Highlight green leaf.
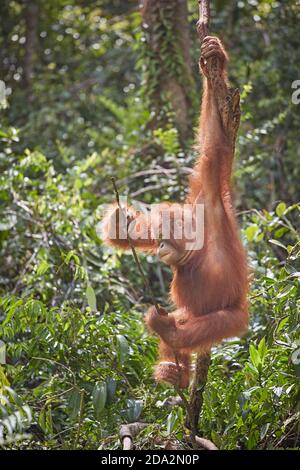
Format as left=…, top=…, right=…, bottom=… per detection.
left=247, top=430, right=259, bottom=449
left=249, top=344, right=261, bottom=369
left=269, top=239, right=287, bottom=250
left=38, top=408, right=46, bottom=433
left=38, top=406, right=53, bottom=434
left=86, top=285, right=97, bottom=311
left=116, top=335, right=129, bottom=365
left=167, top=410, right=177, bottom=434
left=2, top=299, right=21, bottom=325
left=275, top=202, right=287, bottom=217
left=277, top=284, right=295, bottom=299
left=260, top=423, right=270, bottom=440
left=257, top=337, right=267, bottom=363
left=0, top=366, right=9, bottom=386
left=245, top=225, right=259, bottom=242
left=36, top=259, right=50, bottom=276
left=22, top=405, right=32, bottom=423
left=68, top=389, right=81, bottom=420
left=64, top=250, right=80, bottom=265
left=4, top=386, right=23, bottom=407
left=46, top=405, right=53, bottom=434
left=276, top=316, right=289, bottom=333
left=274, top=227, right=288, bottom=238
left=92, top=382, right=107, bottom=418
left=126, top=399, right=142, bottom=422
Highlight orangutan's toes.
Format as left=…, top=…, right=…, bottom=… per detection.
left=154, top=362, right=190, bottom=389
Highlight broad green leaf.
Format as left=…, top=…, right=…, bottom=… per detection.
left=260, top=422, right=270, bottom=440
left=68, top=389, right=81, bottom=420
left=167, top=410, right=177, bottom=435
left=86, top=285, right=97, bottom=311
left=0, top=366, right=9, bottom=390
left=36, top=259, right=50, bottom=276
left=116, top=335, right=129, bottom=365
left=276, top=316, right=289, bottom=333
left=38, top=408, right=46, bottom=433
left=274, top=227, right=288, bottom=238
left=38, top=406, right=53, bottom=434
left=126, top=399, right=142, bottom=422
left=245, top=225, right=259, bottom=242
left=4, top=386, right=23, bottom=407
left=21, top=405, right=32, bottom=423
left=277, top=284, right=295, bottom=299
left=257, top=337, right=267, bottom=363
left=249, top=344, right=261, bottom=369
left=92, top=382, right=107, bottom=418
left=275, top=202, right=287, bottom=217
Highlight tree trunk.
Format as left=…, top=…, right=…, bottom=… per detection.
left=140, top=0, right=195, bottom=145
left=186, top=352, right=211, bottom=433
left=24, top=1, right=39, bottom=91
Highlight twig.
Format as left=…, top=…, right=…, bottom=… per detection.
left=195, top=436, right=218, bottom=450
left=130, top=183, right=175, bottom=198
left=74, top=389, right=85, bottom=449
left=197, top=0, right=210, bottom=41
left=186, top=352, right=211, bottom=433
left=31, top=356, right=77, bottom=386
left=111, top=177, right=121, bottom=206
left=118, top=167, right=192, bottom=185
left=120, top=422, right=148, bottom=450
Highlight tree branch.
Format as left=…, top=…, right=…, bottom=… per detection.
left=197, top=0, right=241, bottom=151
left=197, top=0, right=210, bottom=41
left=186, top=352, right=211, bottom=434
left=120, top=423, right=148, bottom=450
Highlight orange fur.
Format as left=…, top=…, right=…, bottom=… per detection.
left=102, top=37, right=249, bottom=388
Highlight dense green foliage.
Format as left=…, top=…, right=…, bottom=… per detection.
left=0, top=0, right=299, bottom=449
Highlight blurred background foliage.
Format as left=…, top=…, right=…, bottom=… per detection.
left=0, top=0, right=299, bottom=449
